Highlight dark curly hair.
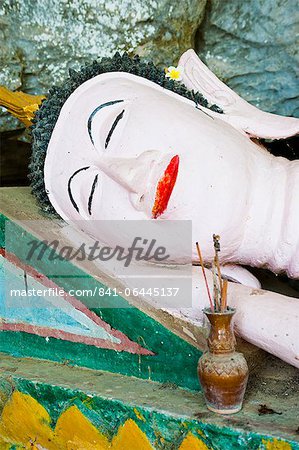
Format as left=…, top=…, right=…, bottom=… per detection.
left=29, top=52, right=223, bottom=215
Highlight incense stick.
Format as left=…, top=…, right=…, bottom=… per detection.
left=221, top=279, right=228, bottom=312
left=195, top=242, right=214, bottom=312
left=213, top=234, right=223, bottom=293
left=212, top=256, right=220, bottom=311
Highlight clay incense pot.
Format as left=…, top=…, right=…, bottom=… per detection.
left=198, top=307, right=248, bottom=414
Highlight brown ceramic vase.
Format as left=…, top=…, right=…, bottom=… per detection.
left=198, top=307, right=248, bottom=414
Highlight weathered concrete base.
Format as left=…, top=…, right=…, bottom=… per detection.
left=0, top=353, right=298, bottom=449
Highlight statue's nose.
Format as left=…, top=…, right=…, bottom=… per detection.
left=96, top=150, right=179, bottom=218
left=95, top=150, right=162, bottom=194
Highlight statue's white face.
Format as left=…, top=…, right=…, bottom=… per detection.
left=44, top=72, right=277, bottom=260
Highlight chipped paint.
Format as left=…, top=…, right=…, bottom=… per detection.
left=262, top=438, right=293, bottom=450
left=133, top=407, right=146, bottom=422
left=0, top=392, right=210, bottom=449
left=178, top=433, right=209, bottom=449
left=0, top=385, right=298, bottom=450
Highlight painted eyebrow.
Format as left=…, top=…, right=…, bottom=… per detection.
left=105, top=109, right=125, bottom=149
left=88, top=174, right=99, bottom=215
left=88, top=99, right=124, bottom=145
left=68, top=166, right=90, bottom=213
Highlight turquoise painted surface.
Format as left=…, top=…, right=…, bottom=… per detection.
left=0, top=256, right=121, bottom=341
left=1, top=260, right=89, bottom=332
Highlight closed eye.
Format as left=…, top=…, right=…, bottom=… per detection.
left=87, top=99, right=124, bottom=147
left=68, top=166, right=90, bottom=213
left=105, top=109, right=125, bottom=149
left=88, top=174, right=99, bottom=215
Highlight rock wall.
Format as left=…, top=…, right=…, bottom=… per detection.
left=195, top=0, right=299, bottom=117
left=1, top=0, right=298, bottom=132
left=0, top=0, right=207, bottom=131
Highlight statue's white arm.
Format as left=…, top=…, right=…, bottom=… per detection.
left=63, top=222, right=299, bottom=368
left=167, top=267, right=299, bottom=368
left=179, top=49, right=299, bottom=139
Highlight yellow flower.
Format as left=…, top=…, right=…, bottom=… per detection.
left=165, top=65, right=184, bottom=81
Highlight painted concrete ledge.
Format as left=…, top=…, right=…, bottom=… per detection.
left=0, top=353, right=298, bottom=449
left=0, top=186, right=266, bottom=391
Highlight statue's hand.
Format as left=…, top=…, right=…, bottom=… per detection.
left=220, top=265, right=260, bottom=289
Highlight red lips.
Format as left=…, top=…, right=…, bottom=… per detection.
left=152, top=155, right=179, bottom=219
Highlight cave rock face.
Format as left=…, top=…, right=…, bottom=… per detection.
left=196, top=0, right=299, bottom=118
left=0, top=0, right=206, bottom=131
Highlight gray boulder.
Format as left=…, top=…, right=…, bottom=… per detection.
left=196, top=0, right=299, bottom=117
left=0, top=0, right=206, bottom=131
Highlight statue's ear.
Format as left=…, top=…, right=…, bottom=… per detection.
left=179, top=49, right=299, bottom=140
left=178, top=49, right=238, bottom=113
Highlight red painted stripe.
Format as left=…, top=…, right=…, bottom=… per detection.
left=0, top=322, right=152, bottom=353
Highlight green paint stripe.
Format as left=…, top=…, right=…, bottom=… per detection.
left=0, top=331, right=200, bottom=390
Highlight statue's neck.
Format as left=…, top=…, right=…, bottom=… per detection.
left=237, top=155, right=299, bottom=278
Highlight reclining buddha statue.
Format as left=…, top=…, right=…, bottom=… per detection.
left=1, top=49, right=299, bottom=367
